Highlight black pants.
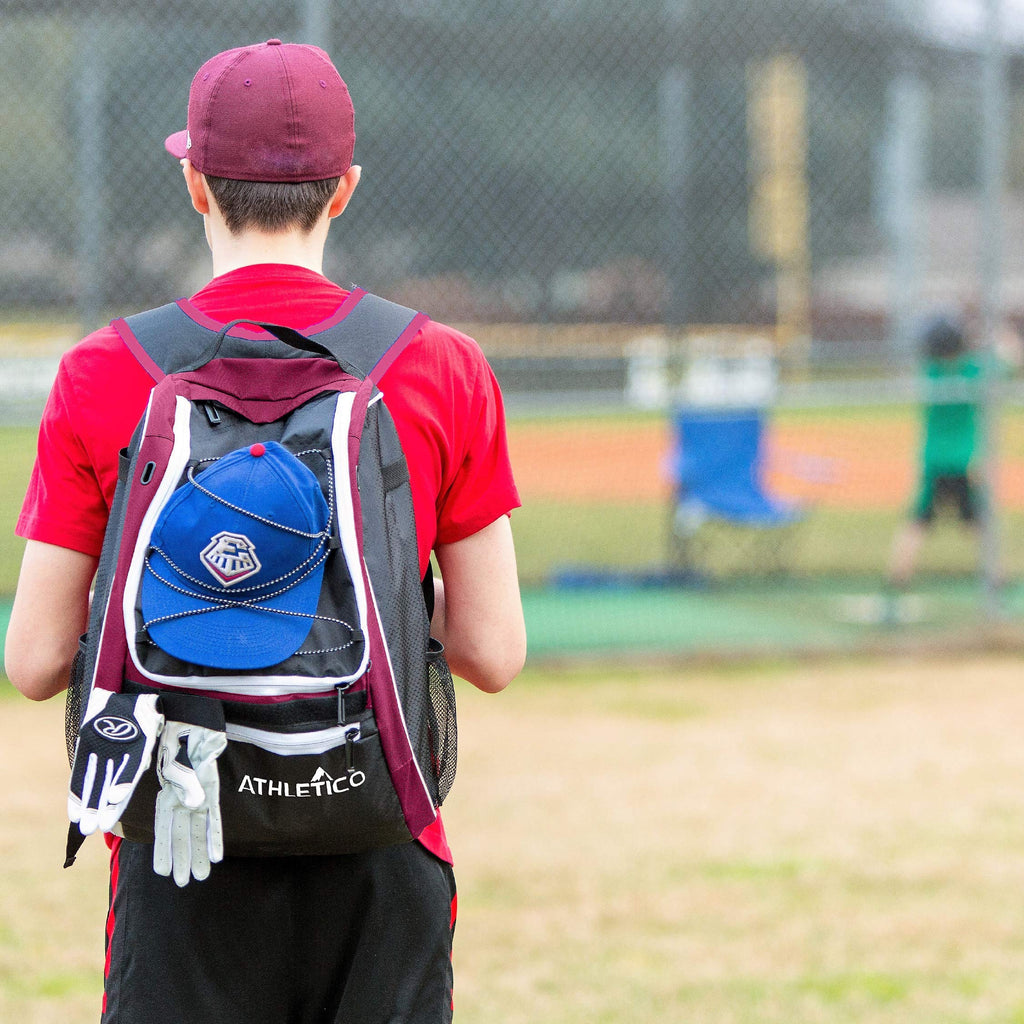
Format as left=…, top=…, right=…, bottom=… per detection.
left=102, top=838, right=456, bottom=1024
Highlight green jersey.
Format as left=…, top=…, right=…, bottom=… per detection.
left=920, top=354, right=982, bottom=474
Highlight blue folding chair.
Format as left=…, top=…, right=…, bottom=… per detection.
left=668, top=408, right=803, bottom=576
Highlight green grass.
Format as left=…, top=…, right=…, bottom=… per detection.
left=514, top=496, right=1012, bottom=587
left=513, top=499, right=669, bottom=583
left=0, top=426, right=34, bottom=594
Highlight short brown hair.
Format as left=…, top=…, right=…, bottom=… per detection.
left=204, top=175, right=342, bottom=234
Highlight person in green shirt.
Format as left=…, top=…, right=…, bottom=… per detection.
left=888, top=311, right=1018, bottom=589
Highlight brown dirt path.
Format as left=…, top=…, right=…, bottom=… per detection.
left=508, top=417, right=1024, bottom=509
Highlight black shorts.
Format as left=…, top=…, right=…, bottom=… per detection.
left=913, top=471, right=979, bottom=525
left=102, top=839, right=456, bottom=1024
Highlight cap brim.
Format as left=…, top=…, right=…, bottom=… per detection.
left=164, top=130, right=188, bottom=160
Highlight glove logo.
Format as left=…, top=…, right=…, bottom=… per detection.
left=94, top=715, right=141, bottom=742
left=200, top=531, right=261, bottom=586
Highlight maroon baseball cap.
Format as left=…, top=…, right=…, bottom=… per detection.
left=164, top=39, right=355, bottom=182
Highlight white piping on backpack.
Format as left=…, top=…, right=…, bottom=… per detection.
left=123, top=394, right=194, bottom=675
left=89, top=392, right=157, bottom=696
left=330, top=390, right=372, bottom=683
left=123, top=392, right=371, bottom=695
left=227, top=721, right=361, bottom=756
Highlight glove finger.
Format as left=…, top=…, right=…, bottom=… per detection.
left=67, top=745, right=92, bottom=825
left=67, top=793, right=84, bottom=828
left=107, top=749, right=134, bottom=792
left=152, top=789, right=174, bottom=878
left=190, top=813, right=211, bottom=882
left=96, top=753, right=134, bottom=833
left=207, top=803, right=224, bottom=866
left=171, top=805, right=193, bottom=888
left=76, top=754, right=102, bottom=835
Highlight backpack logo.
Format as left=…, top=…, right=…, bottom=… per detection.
left=200, top=531, right=261, bottom=586
left=237, top=765, right=367, bottom=798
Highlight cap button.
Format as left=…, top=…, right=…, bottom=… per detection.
left=250, top=443, right=266, bottom=457
left=267, top=38, right=282, bottom=45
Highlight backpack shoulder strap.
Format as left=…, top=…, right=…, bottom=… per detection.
left=308, top=290, right=429, bottom=384
left=111, top=302, right=203, bottom=381
left=111, top=291, right=429, bottom=383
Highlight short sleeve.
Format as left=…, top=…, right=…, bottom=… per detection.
left=377, top=321, right=520, bottom=572
left=16, top=360, right=111, bottom=556
left=435, top=354, right=520, bottom=546
left=16, top=326, right=156, bottom=557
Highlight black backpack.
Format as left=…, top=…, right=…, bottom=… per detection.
left=65, top=290, right=457, bottom=861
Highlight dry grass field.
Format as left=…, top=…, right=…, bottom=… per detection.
left=4, top=654, right=1024, bottom=1023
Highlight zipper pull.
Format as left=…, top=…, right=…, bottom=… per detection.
left=344, top=724, right=360, bottom=771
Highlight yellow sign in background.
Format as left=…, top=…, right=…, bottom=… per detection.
left=748, top=55, right=811, bottom=354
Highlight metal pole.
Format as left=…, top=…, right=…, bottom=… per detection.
left=75, top=16, right=105, bottom=334
left=978, top=0, right=1007, bottom=617
left=659, top=63, right=692, bottom=330
left=300, top=0, right=330, bottom=48
left=883, top=68, right=927, bottom=365
left=658, top=0, right=694, bottom=331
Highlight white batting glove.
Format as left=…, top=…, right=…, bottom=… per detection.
left=152, top=705, right=227, bottom=887
left=68, top=689, right=164, bottom=836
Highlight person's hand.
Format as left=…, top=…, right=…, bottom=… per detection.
left=68, top=690, right=164, bottom=835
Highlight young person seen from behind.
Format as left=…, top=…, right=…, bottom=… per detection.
left=4, top=39, right=526, bottom=1024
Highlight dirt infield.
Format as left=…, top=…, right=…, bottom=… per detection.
left=508, top=414, right=1024, bottom=510
left=5, top=654, right=1024, bottom=1023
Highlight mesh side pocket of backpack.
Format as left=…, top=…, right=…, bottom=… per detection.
left=427, top=638, right=457, bottom=804
left=64, top=635, right=89, bottom=766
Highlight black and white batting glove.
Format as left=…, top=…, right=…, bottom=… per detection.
left=152, top=697, right=227, bottom=887
left=68, top=689, right=164, bottom=836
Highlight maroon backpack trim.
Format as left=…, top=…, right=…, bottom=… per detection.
left=175, top=288, right=367, bottom=340
left=367, top=311, right=430, bottom=385
left=110, top=317, right=166, bottom=383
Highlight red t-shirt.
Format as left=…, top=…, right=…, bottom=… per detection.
left=18, top=263, right=521, bottom=863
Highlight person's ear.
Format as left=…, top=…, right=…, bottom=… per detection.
left=328, top=165, right=361, bottom=219
left=182, top=160, right=211, bottom=215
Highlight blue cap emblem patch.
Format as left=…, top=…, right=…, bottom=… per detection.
left=201, top=531, right=262, bottom=586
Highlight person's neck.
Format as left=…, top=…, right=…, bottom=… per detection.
left=207, top=221, right=328, bottom=278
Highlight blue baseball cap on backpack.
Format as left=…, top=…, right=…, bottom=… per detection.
left=140, top=440, right=331, bottom=670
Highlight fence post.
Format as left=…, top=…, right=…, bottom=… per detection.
left=300, top=0, right=331, bottom=48
left=978, top=0, right=1007, bottom=619
left=659, top=0, right=694, bottom=331
left=75, top=15, right=106, bottom=334
left=881, top=67, right=927, bottom=366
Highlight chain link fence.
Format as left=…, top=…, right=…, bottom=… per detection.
left=4, top=0, right=1024, bottom=658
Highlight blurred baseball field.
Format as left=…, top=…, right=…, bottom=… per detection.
left=6, top=402, right=1024, bottom=661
